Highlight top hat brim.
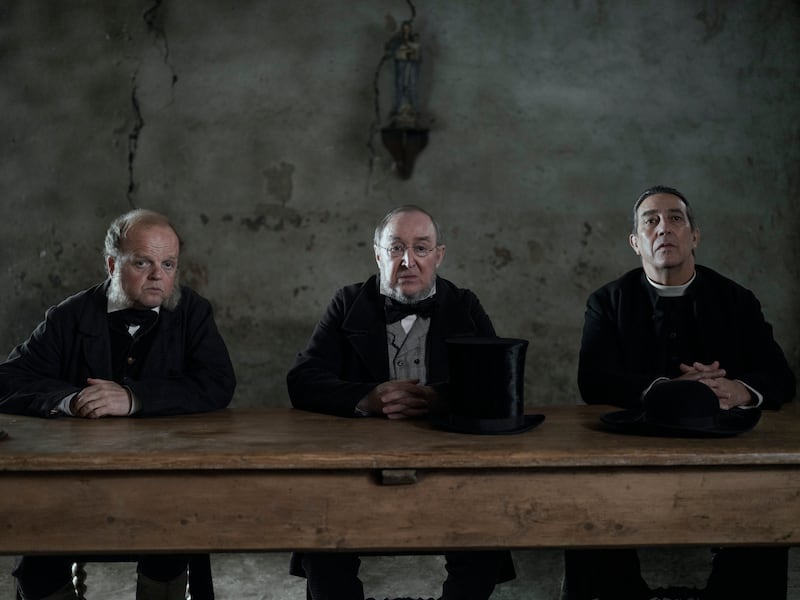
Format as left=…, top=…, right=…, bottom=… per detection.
left=600, top=407, right=761, bottom=438
left=433, top=413, right=545, bottom=435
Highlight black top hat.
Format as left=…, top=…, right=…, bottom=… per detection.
left=600, top=380, right=761, bottom=437
left=433, top=337, right=545, bottom=435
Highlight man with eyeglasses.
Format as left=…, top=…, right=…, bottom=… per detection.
left=287, top=205, right=515, bottom=599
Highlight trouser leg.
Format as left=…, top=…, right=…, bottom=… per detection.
left=706, top=546, right=788, bottom=600
left=563, top=549, right=650, bottom=600
left=441, top=551, right=505, bottom=600
left=301, top=552, right=364, bottom=600
left=12, top=556, right=76, bottom=600
left=136, top=555, right=190, bottom=600
left=186, top=554, right=214, bottom=600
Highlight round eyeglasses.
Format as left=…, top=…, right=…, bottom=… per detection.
left=380, top=244, right=438, bottom=258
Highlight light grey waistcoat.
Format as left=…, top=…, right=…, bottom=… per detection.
left=386, top=317, right=430, bottom=383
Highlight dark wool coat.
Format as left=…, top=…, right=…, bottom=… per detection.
left=287, top=274, right=515, bottom=585
left=0, top=281, right=236, bottom=417
left=287, top=275, right=496, bottom=417
left=578, top=265, right=795, bottom=410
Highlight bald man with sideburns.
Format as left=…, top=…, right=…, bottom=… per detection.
left=0, top=209, right=235, bottom=600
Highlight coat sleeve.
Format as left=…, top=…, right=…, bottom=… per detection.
left=0, top=304, right=85, bottom=417
left=462, top=289, right=496, bottom=338
left=425, top=285, right=497, bottom=404
left=0, top=288, right=236, bottom=419
left=717, top=286, right=795, bottom=410
left=577, top=285, right=659, bottom=409
left=578, top=273, right=796, bottom=411
left=286, top=288, right=382, bottom=418
left=126, top=292, right=236, bottom=417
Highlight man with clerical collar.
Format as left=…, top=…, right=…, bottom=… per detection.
left=0, top=209, right=235, bottom=600
left=287, top=205, right=515, bottom=599
left=564, top=186, right=796, bottom=599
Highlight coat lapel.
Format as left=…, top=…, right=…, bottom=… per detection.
left=426, top=279, right=477, bottom=383
left=341, top=277, right=391, bottom=382
left=77, top=283, right=114, bottom=379
left=340, top=276, right=485, bottom=383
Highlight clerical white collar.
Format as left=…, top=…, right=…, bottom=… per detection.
left=646, top=272, right=696, bottom=297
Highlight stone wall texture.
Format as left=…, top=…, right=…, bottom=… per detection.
left=2, top=1, right=798, bottom=408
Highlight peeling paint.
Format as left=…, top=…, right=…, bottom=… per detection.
left=241, top=205, right=302, bottom=232
left=262, top=161, right=295, bottom=205
left=696, top=5, right=726, bottom=42
left=527, top=239, right=544, bottom=263
left=305, top=234, right=316, bottom=252
left=581, top=222, right=592, bottom=247
left=181, top=261, right=209, bottom=290
left=492, top=246, right=512, bottom=269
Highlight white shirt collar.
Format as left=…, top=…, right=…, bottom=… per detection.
left=646, top=271, right=696, bottom=297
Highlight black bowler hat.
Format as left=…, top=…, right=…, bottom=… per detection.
left=600, top=380, right=761, bottom=437
left=433, top=337, right=545, bottom=435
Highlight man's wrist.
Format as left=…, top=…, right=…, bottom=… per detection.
left=354, top=395, right=370, bottom=417
left=124, top=386, right=141, bottom=415
left=735, top=380, right=763, bottom=408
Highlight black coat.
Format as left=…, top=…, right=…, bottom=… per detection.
left=578, top=265, right=795, bottom=410
left=287, top=275, right=496, bottom=417
left=0, top=281, right=236, bottom=417
left=287, top=274, right=515, bottom=585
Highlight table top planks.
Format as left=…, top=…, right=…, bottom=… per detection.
left=2, top=403, right=799, bottom=472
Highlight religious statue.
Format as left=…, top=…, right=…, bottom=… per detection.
left=385, top=20, right=422, bottom=126
left=375, top=11, right=430, bottom=179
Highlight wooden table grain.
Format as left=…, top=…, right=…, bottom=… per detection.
left=1, top=405, right=798, bottom=554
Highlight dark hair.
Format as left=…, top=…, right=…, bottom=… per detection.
left=632, top=185, right=696, bottom=233
left=373, top=205, right=442, bottom=246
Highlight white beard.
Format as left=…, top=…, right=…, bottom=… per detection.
left=379, top=276, right=435, bottom=304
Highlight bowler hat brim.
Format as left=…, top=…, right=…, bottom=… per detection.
left=600, top=380, right=762, bottom=438
left=600, top=406, right=761, bottom=437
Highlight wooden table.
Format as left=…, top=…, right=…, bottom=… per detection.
left=1, top=405, right=798, bottom=555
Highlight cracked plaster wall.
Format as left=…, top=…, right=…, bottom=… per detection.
left=1, top=1, right=798, bottom=409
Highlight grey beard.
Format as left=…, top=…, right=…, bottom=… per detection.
left=107, top=271, right=182, bottom=311
left=162, top=283, right=181, bottom=310
left=379, top=281, right=435, bottom=304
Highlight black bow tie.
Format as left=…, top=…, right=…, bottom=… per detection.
left=384, top=296, right=437, bottom=324
left=110, top=308, right=158, bottom=329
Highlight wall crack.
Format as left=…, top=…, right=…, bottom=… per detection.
left=127, top=69, right=144, bottom=208
left=127, top=0, right=178, bottom=208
